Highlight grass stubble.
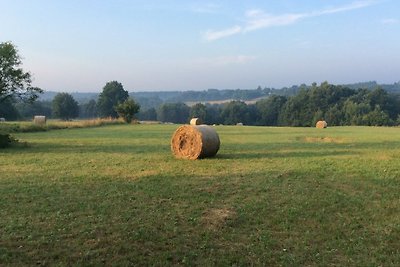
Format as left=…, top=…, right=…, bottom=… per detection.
left=0, top=124, right=399, bottom=266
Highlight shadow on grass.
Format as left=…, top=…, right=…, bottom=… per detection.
left=1, top=142, right=170, bottom=154
left=216, top=149, right=357, bottom=160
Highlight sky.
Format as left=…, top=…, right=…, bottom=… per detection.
left=1, top=0, right=399, bottom=92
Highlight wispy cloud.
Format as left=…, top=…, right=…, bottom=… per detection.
left=315, top=0, right=378, bottom=15
left=204, top=26, right=242, bottom=41
left=203, top=0, right=379, bottom=41
left=381, top=18, right=399, bottom=24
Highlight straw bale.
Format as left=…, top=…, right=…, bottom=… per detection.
left=316, top=120, right=327, bottom=128
left=33, top=116, right=46, bottom=125
left=171, top=125, right=220, bottom=159
left=190, top=118, right=202, bottom=125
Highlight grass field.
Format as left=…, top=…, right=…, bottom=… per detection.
left=1, top=124, right=399, bottom=266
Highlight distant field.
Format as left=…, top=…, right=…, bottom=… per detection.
left=1, top=125, right=399, bottom=266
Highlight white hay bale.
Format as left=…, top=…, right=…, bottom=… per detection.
left=190, top=118, right=202, bottom=125
left=33, top=116, right=46, bottom=125
left=236, top=122, right=243, bottom=126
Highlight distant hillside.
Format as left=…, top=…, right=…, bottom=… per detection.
left=39, top=91, right=98, bottom=102
left=39, top=81, right=400, bottom=110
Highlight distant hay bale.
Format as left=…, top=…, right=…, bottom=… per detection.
left=236, top=122, right=243, bottom=126
left=316, top=120, right=327, bottom=128
left=171, top=125, right=220, bottom=160
left=190, top=117, right=202, bottom=125
left=0, top=118, right=5, bottom=122
left=33, top=116, right=46, bottom=125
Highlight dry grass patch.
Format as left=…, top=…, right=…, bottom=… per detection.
left=201, top=208, right=236, bottom=231
left=304, top=137, right=348, bottom=143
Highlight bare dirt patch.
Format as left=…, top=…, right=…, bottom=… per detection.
left=201, top=208, right=236, bottom=230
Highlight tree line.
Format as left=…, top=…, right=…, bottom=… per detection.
left=2, top=81, right=400, bottom=127
left=137, top=82, right=400, bottom=126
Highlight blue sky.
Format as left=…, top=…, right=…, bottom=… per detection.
left=1, top=0, right=399, bottom=92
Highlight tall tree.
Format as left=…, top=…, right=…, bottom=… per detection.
left=97, top=81, right=129, bottom=118
left=0, top=42, right=42, bottom=103
left=52, top=93, right=79, bottom=120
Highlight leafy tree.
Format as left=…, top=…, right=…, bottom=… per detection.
left=52, top=93, right=79, bottom=120
left=190, top=103, right=207, bottom=123
left=14, top=100, right=52, bottom=120
left=79, top=99, right=97, bottom=118
left=256, top=95, right=287, bottom=126
left=325, top=104, right=344, bottom=126
left=0, top=98, right=19, bottom=120
left=157, top=103, right=189, bottom=123
left=137, top=107, right=157, bottom=121
left=279, top=88, right=311, bottom=126
left=97, top=81, right=129, bottom=118
left=220, top=101, right=251, bottom=125
left=115, top=98, right=140, bottom=123
left=364, top=106, right=391, bottom=126
left=205, top=104, right=222, bottom=125
left=0, top=42, right=42, bottom=103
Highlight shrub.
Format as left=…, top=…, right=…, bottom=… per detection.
left=0, top=132, right=16, bottom=148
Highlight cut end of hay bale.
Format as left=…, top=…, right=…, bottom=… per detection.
left=190, top=118, right=202, bottom=125
left=316, top=120, right=327, bottom=128
left=33, top=116, right=46, bottom=125
left=171, top=125, right=220, bottom=160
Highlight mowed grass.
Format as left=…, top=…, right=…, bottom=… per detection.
left=1, top=124, right=399, bottom=266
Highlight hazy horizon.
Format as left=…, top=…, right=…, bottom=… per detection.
left=1, top=0, right=399, bottom=92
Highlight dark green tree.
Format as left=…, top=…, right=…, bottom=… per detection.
left=256, top=95, right=287, bottom=126
left=137, top=107, right=157, bottom=121
left=14, top=100, right=52, bottom=120
left=279, top=88, right=312, bottom=126
left=115, top=98, right=140, bottom=123
left=0, top=42, right=42, bottom=103
left=52, top=93, right=79, bottom=120
left=205, top=104, right=222, bottom=125
left=97, top=81, right=129, bottom=118
left=190, top=103, right=207, bottom=123
left=220, top=101, right=251, bottom=125
left=157, top=103, right=189, bottom=123
left=0, top=98, right=19, bottom=120
left=79, top=99, right=97, bottom=118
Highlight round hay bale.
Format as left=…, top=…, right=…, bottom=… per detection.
left=316, top=120, right=327, bottom=128
left=33, top=115, right=47, bottom=125
left=171, top=125, right=220, bottom=160
left=190, top=117, right=202, bottom=125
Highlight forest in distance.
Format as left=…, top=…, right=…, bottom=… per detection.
left=1, top=81, right=400, bottom=127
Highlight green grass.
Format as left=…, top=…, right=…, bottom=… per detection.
left=1, top=124, right=399, bottom=266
